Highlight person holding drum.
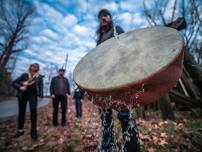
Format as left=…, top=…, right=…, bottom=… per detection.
left=12, top=63, right=44, bottom=139
left=95, top=9, right=140, bottom=152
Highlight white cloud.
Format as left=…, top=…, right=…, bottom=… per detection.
left=67, top=47, right=88, bottom=72
left=63, top=14, right=78, bottom=27
left=72, top=24, right=90, bottom=37
left=132, top=13, right=148, bottom=27
left=118, top=12, right=133, bottom=26
left=77, top=0, right=88, bottom=13
left=41, top=4, right=64, bottom=23
left=103, top=2, right=119, bottom=12
left=40, top=29, right=59, bottom=40
left=38, top=3, right=69, bottom=34
left=120, top=1, right=142, bottom=11
left=31, top=36, right=52, bottom=44
left=13, top=0, right=153, bottom=81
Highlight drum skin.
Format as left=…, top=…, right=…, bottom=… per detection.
left=73, top=27, right=184, bottom=110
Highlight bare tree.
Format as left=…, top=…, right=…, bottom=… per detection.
left=143, top=0, right=202, bottom=119
left=143, top=0, right=202, bottom=64
left=0, top=0, right=35, bottom=68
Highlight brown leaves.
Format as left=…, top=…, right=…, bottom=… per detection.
left=58, top=137, right=65, bottom=145
left=147, top=147, right=156, bottom=152
left=0, top=100, right=200, bottom=152
left=137, top=117, right=196, bottom=151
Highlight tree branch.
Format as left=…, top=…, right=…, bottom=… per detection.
left=12, top=48, right=24, bottom=53
left=143, top=1, right=157, bottom=26
left=171, top=0, right=177, bottom=21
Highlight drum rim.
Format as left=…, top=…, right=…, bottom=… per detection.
left=74, top=49, right=184, bottom=92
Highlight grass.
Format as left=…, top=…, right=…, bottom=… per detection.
left=185, top=119, right=202, bottom=129
left=62, top=144, right=74, bottom=152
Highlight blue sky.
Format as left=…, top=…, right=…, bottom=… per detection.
left=13, top=0, right=155, bottom=79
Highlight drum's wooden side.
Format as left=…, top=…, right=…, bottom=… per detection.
left=77, top=49, right=184, bottom=110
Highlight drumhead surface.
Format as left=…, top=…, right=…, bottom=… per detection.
left=74, top=26, right=184, bottom=91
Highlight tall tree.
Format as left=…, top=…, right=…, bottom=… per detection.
left=0, top=0, right=35, bottom=68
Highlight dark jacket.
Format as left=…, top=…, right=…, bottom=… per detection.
left=97, top=25, right=124, bottom=46
left=12, top=73, right=44, bottom=98
left=50, top=76, right=70, bottom=95
left=73, top=88, right=84, bottom=100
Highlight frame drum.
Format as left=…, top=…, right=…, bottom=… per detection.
left=73, top=27, right=184, bottom=110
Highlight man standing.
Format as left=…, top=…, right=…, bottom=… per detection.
left=50, top=68, right=70, bottom=126
left=96, top=9, right=140, bottom=152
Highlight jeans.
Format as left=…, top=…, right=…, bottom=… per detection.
left=75, top=99, right=82, bottom=118
left=99, top=109, right=140, bottom=152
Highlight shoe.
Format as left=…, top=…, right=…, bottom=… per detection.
left=53, top=123, right=58, bottom=127
left=31, top=130, right=38, bottom=140
left=61, top=122, right=66, bottom=127
left=13, top=130, right=24, bottom=138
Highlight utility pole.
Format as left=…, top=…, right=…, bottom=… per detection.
left=64, top=53, right=68, bottom=71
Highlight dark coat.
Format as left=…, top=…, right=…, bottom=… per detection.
left=73, top=88, right=84, bottom=100
left=12, top=73, right=44, bottom=98
left=96, top=25, right=124, bottom=46
left=50, top=76, right=70, bottom=95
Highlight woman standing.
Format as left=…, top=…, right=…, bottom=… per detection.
left=12, top=63, right=43, bottom=139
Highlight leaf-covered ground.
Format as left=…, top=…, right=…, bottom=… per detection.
left=0, top=99, right=201, bottom=152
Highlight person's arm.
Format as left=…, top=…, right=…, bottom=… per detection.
left=50, top=77, right=55, bottom=96
left=73, top=91, right=76, bottom=100
left=12, top=73, right=26, bottom=90
left=38, top=75, right=44, bottom=98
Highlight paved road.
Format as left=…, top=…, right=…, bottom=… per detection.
left=0, top=98, right=50, bottom=120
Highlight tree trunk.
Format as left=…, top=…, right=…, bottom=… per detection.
left=1, top=48, right=12, bottom=67
left=169, top=90, right=202, bottom=108
left=158, top=93, right=175, bottom=121
left=0, top=33, right=16, bottom=67
left=184, top=51, right=202, bottom=91
left=181, top=68, right=201, bottom=100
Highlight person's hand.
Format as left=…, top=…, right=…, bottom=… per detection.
left=22, top=81, right=29, bottom=86
left=66, top=94, right=72, bottom=102
left=66, top=94, right=71, bottom=99
left=19, top=86, right=27, bottom=91
left=51, top=94, right=55, bottom=98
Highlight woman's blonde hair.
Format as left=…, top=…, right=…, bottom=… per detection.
left=28, top=63, right=40, bottom=73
